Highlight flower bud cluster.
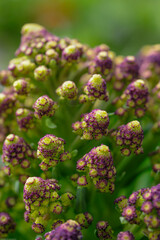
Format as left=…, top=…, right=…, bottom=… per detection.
left=77, top=145, right=116, bottom=193
left=24, top=177, right=74, bottom=233
left=89, top=50, right=113, bottom=77
left=114, top=56, right=139, bottom=91
left=2, top=134, right=34, bottom=175
left=96, top=221, right=113, bottom=239
left=0, top=212, right=16, bottom=238
left=33, top=95, right=58, bottom=119
left=79, top=74, right=109, bottom=103
left=37, top=134, right=71, bottom=171
left=123, top=79, right=149, bottom=117
left=13, top=78, right=30, bottom=95
left=115, top=120, right=144, bottom=156
left=149, top=148, right=160, bottom=175
left=44, top=220, right=82, bottom=240
left=117, top=231, right=135, bottom=240
left=115, top=184, right=160, bottom=239
left=56, top=81, right=78, bottom=100
left=72, top=109, right=109, bottom=140
left=16, top=108, right=35, bottom=131
left=139, top=45, right=160, bottom=84
left=0, top=70, right=14, bottom=86
left=0, top=91, right=16, bottom=117
left=75, top=212, right=93, bottom=228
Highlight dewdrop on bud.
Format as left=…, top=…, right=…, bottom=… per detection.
left=34, top=65, right=51, bottom=81
left=72, top=109, right=109, bottom=140
left=37, top=134, right=71, bottom=171
left=13, top=79, right=30, bottom=95
left=56, top=81, right=78, bottom=100
left=33, top=95, right=58, bottom=119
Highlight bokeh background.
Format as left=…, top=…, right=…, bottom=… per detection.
left=1, top=0, right=160, bottom=69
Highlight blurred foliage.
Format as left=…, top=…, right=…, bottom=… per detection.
left=1, top=0, right=160, bottom=69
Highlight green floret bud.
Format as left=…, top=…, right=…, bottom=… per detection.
left=127, top=120, right=142, bottom=133
left=34, top=65, right=51, bottom=81
left=61, top=193, right=74, bottom=206
left=56, top=81, right=78, bottom=100
left=21, top=23, right=45, bottom=35
left=13, top=79, right=30, bottom=95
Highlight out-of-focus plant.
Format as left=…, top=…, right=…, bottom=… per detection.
left=0, top=23, right=159, bottom=240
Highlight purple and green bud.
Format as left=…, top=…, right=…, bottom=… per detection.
left=16, top=108, right=35, bottom=131
left=33, top=95, right=58, bottom=119
left=44, top=220, right=82, bottom=240
left=72, top=109, right=109, bottom=140
left=34, top=65, right=51, bottom=81
left=37, top=134, right=71, bottom=171
left=117, top=231, right=135, bottom=240
left=0, top=212, right=16, bottom=238
left=62, top=44, right=83, bottom=63
left=89, top=51, right=113, bottom=76
left=77, top=145, right=116, bottom=193
left=114, top=56, right=139, bottom=91
left=80, top=74, right=109, bottom=102
left=0, top=70, right=14, bottom=86
left=0, top=92, right=16, bottom=117
left=96, top=221, right=114, bottom=240
left=75, top=212, right=93, bottom=228
left=56, top=81, right=78, bottom=100
left=13, top=79, right=30, bottom=95
left=115, top=120, right=144, bottom=156
left=116, top=184, right=160, bottom=238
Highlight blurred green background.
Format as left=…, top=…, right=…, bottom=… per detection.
left=1, top=0, right=160, bottom=69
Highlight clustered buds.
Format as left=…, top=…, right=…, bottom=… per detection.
left=24, top=177, right=74, bottom=233
left=0, top=212, right=16, bottom=238
left=79, top=74, right=109, bottom=102
left=0, top=70, right=14, bottom=86
left=44, top=220, right=82, bottom=240
left=115, top=120, right=144, bottom=156
left=34, top=65, right=51, bottom=81
left=75, top=212, right=93, bottom=228
left=89, top=50, right=113, bottom=76
left=77, top=145, right=116, bottom=193
left=115, top=184, right=160, bottom=240
left=37, top=134, right=71, bottom=171
left=16, top=108, right=35, bottom=131
left=56, top=81, right=78, bottom=100
left=24, top=177, right=61, bottom=233
left=117, top=231, right=135, bottom=240
left=96, top=221, right=113, bottom=239
left=114, top=56, right=139, bottom=91
left=13, top=78, right=30, bottom=95
left=123, top=79, right=149, bottom=117
left=33, top=95, right=58, bottom=119
left=2, top=134, right=34, bottom=175
left=0, top=91, right=16, bottom=117
left=72, top=109, right=109, bottom=140
left=62, top=44, right=83, bottom=63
